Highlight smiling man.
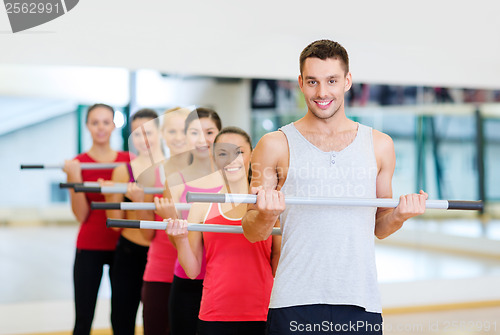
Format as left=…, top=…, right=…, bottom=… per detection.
left=242, top=39, right=429, bottom=334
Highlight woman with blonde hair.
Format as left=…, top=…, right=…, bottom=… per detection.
left=140, top=107, right=195, bottom=335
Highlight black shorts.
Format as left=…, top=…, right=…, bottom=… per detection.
left=198, top=320, right=266, bottom=335
left=266, top=304, right=383, bottom=334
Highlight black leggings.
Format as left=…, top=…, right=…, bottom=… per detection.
left=73, top=249, right=115, bottom=335
left=168, top=275, right=204, bottom=335
left=111, top=236, right=149, bottom=335
left=198, top=320, right=266, bottom=335
left=142, top=281, right=172, bottom=335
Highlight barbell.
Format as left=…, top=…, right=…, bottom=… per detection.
left=21, top=163, right=124, bottom=170
left=185, top=192, right=483, bottom=210
left=92, top=202, right=191, bottom=211
left=106, top=218, right=281, bottom=235
left=73, top=185, right=164, bottom=194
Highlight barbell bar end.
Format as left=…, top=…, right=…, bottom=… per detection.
left=74, top=185, right=101, bottom=193
left=59, top=182, right=83, bottom=189
left=20, top=164, right=44, bottom=169
left=447, top=200, right=484, bottom=211
left=107, top=219, right=141, bottom=229
left=92, top=202, right=121, bottom=210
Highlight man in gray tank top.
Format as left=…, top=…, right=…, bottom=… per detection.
left=242, top=40, right=428, bottom=334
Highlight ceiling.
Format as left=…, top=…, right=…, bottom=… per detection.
left=0, top=0, right=499, bottom=89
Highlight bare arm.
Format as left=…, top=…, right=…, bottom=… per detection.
left=158, top=180, right=184, bottom=247
left=104, top=165, right=128, bottom=230
left=136, top=194, right=156, bottom=241
left=374, top=130, right=427, bottom=239
left=64, top=159, right=89, bottom=223
left=242, top=132, right=287, bottom=242
left=166, top=204, right=207, bottom=279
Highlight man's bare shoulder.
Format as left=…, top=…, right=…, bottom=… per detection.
left=372, top=129, right=394, bottom=152
left=255, top=130, right=288, bottom=152
left=372, top=129, right=395, bottom=170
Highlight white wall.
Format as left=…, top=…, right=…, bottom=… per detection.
left=0, top=65, right=129, bottom=105
left=186, top=78, right=251, bottom=133
left=135, top=71, right=251, bottom=133
left=0, top=74, right=251, bottom=210
left=0, top=113, right=77, bottom=208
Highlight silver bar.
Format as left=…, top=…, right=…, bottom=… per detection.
left=100, top=186, right=164, bottom=194
left=23, top=163, right=125, bottom=170
left=222, top=193, right=450, bottom=209
left=84, top=182, right=128, bottom=187
left=120, top=203, right=192, bottom=211
left=79, top=163, right=125, bottom=170
left=133, top=221, right=281, bottom=235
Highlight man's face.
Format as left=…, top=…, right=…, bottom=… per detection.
left=298, top=57, right=351, bottom=120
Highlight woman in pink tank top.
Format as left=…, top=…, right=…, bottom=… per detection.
left=151, top=108, right=223, bottom=335
left=161, top=127, right=281, bottom=335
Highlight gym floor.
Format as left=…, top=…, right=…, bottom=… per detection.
left=1, top=221, right=499, bottom=335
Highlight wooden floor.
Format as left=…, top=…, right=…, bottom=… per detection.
left=384, top=305, right=500, bottom=334
left=22, top=329, right=142, bottom=335
left=2, top=223, right=500, bottom=335
left=18, top=305, right=500, bottom=335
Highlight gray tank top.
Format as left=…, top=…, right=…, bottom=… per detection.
left=270, top=122, right=382, bottom=313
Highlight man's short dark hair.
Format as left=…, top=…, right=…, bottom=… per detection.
left=300, top=39, right=349, bottom=75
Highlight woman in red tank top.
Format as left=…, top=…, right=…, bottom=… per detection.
left=161, top=127, right=281, bottom=335
left=63, top=104, right=130, bottom=335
